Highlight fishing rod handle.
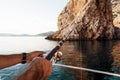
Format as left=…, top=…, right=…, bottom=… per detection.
left=45, top=46, right=60, bottom=60
left=45, top=40, right=65, bottom=61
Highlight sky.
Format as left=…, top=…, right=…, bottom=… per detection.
left=0, top=0, right=68, bottom=34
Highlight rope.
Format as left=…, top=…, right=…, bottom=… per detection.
left=53, top=64, right=120, bottom=77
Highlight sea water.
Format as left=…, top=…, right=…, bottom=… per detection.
left=0, top=36, right=120, bottom=80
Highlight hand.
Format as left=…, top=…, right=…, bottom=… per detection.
left=29, top=57, right=52, bottom=79
left=34, top=57, right=52, bottom=79
left=27, top=51, right=45, bottom=63
left=15, top=57, right=52, bottom=80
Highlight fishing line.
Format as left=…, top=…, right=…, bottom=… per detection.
left=53, top=64, right=120, bottom=77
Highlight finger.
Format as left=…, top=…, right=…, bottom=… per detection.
left=37, top=51, right=45, bottom=55
left=32, top=51, right=45, bottom=57
left=31, top=51, right=45, bottom=55
left=38, top=54, right=44, bottom=57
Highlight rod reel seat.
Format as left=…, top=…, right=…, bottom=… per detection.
left=52, top=51, right=62, bottom=63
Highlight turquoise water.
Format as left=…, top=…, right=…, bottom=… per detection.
left=0, top=37, right=120, bottom=80
left=0, top=64, right=27, bottom=80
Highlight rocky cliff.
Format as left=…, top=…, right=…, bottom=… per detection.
left=112, top=0, right=120, bottom=27
left=46, top=0, right=120, bottom=40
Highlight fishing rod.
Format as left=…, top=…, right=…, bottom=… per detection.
left=45, top=29, right=73, bottom=61
left=45, top=14, right=76, bottom=61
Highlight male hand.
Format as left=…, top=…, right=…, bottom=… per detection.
left=27, top=51, right=45, bottom=63
left=26, top=51, right=52, bottom=79
left=33, top=57, right=52, bottom=79
left=15, top=57, right=52, bottom=80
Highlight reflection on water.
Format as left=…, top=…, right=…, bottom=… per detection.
left=112, top=41, right=120, bottom=75
left=59, top=40, right=120, bottom=80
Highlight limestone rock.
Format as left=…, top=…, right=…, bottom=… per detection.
left=113, top=15, right=120, bottom=27
left=46, top=0, right=120, bottom=40
left=112, top=0, right=120, bottom=28
left=112, top=0, right=120, bottom=18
